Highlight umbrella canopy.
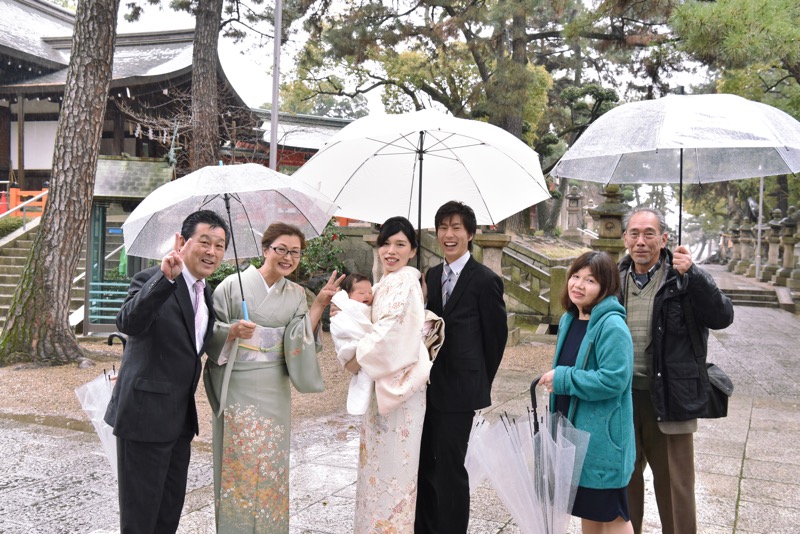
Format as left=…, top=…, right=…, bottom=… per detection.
left=293, top=109, right=551, bottom=230
left=122, top=163, right=339, bottom=261
left=550, top=93, right=800, bottom=245
left=551, top=93, right=800, bottom=184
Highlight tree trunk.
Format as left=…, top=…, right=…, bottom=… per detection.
left=497, top=8, right=534, bottom=235
left=0, top=0, right=120, bottom=366
left=542, top=177, right=569, bottom=234
left=190, top=0, right=224, bottom=171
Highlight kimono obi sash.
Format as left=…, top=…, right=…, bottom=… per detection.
left=236, top=326, right=285, bottom=362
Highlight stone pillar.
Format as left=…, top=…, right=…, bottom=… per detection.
left=774, top=207, right=798, bottom=287
left=473, top=232, right=518, bottom=347
left=584, top=199, right=596, bottom=231
left=473, top=233, right=510, bottom=278
left=735, top=219, right=753, bottom=275
left=747, top=217, right=770, bottom=278
left=561, top=186, right=584, bottom=244
left=726, top=216, right=741, bottom=272
left=761, top=209, right=783, bottom=282
left=587, top=184, right=628, bottom=262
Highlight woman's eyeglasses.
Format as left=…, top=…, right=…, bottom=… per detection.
left=269, top=245, right=303, bottom=259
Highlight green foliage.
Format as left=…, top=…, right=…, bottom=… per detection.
left=207, top=257, right=264, bottom=292
left=671, top=0, right=800, bottom=105
left=207, top=261, right=239, bottom=292
left=279, top=79, right=370, bottom=119
left=0, top=217, right=24, bottom=239
left=298, top=219, right=346, bottom=279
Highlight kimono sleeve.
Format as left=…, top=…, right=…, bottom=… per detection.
left=356, top=271, right=424, bottom=380
left=205, top=276, right=238, bottom=365
left=284, top=284, right=325, bottom=393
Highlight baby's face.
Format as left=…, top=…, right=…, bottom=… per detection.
left=348, top=280, right=373, bottom=305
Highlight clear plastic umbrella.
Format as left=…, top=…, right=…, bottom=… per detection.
left=469, top=382, right=590, bottom=534
left=464, top=413, right=489, bottom=494
left=122, top=163, right=338, bottom=261
left=122, top=163, right=339, bottom=319
left=550, top=93, right=800, bottom=246
left=293, top=109, right=551, bottom=231
left=75, top=369, right=118, bottom=479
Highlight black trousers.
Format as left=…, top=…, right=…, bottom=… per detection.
left=116, top=422, right=194, bottom=534
left=415, top=406, right=473, bottom=534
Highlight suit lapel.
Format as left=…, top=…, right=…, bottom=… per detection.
left=175, top=276, right=195, bottom=342
left=428, top=264, right=444, bottom=313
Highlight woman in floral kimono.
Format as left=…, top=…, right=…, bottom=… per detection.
left=204, top=222, right=343, bottom=533
left=343, top=216, right=432, bottom=533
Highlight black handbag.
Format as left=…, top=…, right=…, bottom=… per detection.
left=680, top=294, right=734, bottom=419
left=702, top=363, right=734, bottom=418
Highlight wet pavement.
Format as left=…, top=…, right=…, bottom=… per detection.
left=0, top=264, right=798, bottom=533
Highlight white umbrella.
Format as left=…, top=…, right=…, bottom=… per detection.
left=293, top=109, right=551, bottom=231
left=550, top=93, right=800, bottom=267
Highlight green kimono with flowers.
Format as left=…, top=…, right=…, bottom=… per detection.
left=204, top=266, right=324, bottom=533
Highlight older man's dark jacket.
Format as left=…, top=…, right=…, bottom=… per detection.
left=619, top=249, right=734, bottom=422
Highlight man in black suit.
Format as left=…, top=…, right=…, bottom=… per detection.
left=415, top=201, right=508, bottom=534
left=105, top=210, right=229, bottom=534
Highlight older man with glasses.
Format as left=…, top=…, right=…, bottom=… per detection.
left=618, top=207, right=734, bottom=534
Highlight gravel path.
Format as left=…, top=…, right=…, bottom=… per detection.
left=0, top=331, right=554, bottom=445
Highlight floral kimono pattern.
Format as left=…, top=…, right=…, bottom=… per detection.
left=204, top=266, right=323, bottom=534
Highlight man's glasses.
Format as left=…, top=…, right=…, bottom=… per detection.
left=269, top=245, right=303, bottom=259
left=626, top=231, right=660, bottom=241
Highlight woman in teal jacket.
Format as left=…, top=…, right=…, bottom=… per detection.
left=538, top=251, right=634, bottom=534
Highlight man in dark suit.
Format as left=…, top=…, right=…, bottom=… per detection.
left=415, top=201, right=508, bottom=534
left=105, top=210, right=229, bottom=534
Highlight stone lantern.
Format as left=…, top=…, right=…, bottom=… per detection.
left=760, top=208, right=783, bottom=281
left=726, top=215, right=741, bottom=272
left=774, top=206, right=798, bottom=287
left=735, top=218, right=753, bottom=275
left=587, top=184, right=628, bottom=262
left=561, top=185, right=584, bottom=244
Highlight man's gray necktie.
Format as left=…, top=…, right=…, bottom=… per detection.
left=193, top=280, right=204, bottom=345
left=442, top=264, right=455, bottom=307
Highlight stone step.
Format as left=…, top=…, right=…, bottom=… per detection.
left=0, top=256, right=28, bottom=266
left=0, top=246, right=35, bottom=258
left=723, top=288, right=780, bottom=307
left=0, top=294, right=84, bottom=306
left=728, top=293, right=779, bottom=303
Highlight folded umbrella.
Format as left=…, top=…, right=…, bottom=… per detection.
left=75, top=371, right=117, bottom=479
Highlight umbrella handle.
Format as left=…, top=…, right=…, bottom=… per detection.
left=530, top=376, right=542, bottom=408
left=242, top=300, right=250, bottom=322
left=530, top=376, right=542, bottom=434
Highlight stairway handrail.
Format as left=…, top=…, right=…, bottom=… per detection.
left=73, top=243, right=126, bottom=284
left=0, top=190, right=49, bottom=227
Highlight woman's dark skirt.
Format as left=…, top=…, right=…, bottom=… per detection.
left=570, top=485, right=631, bottom=522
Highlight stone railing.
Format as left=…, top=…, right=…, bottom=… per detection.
left=333, top=224, right=578, bottom=326
left=501, top=241, right=573, bottom=325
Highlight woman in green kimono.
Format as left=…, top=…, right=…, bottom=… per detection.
left=204, top=222, right=343, bottom=533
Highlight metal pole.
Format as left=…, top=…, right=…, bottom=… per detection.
left=678, top=148, right=683, bottom=245
left=223, top=193, right=250, bottom=321
left=756, top=175, right=764, bottom=278
left=268, top=0, right=283, bottom=171
left=416, top=131, right=425, bottom=269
